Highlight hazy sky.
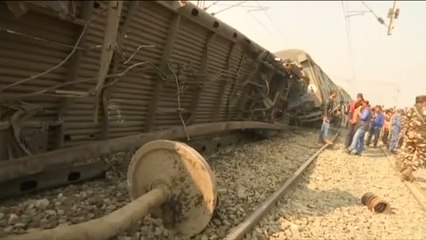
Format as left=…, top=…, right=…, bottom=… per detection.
left=192, top=1, right=426, bottom=107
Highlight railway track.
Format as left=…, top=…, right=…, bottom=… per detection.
left=0, top=127, right=330, bottom=239
left=224, top=132, right=339, bottom=240
left=1, top=128, right=426, bottom=240
left=381, top=148, right=426, bottom=211
left=239, top=136, right=426, bottom=240
left=0, top=1, right=354, bottom=238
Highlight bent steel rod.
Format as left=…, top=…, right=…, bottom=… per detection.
left=224, top=131, right=340, bottom=240
left=0, top=121, right=285, bottom=182
left=3, top=186, right=170, bottom=240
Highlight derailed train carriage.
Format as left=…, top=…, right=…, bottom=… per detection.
left=0, top=1, right=353, bottom=238
left=0, top=0, right=310, bottom=198
left=275, top=49, right=352, bottom=125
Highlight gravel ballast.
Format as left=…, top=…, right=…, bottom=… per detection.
left=0, top=129, right=321, bottom=240
left=247, top=142, right=426, bottom=240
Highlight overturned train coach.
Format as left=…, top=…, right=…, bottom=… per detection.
left=0, top=0, right=315, bottom=198
left=275, top=49, right=352, bottom=125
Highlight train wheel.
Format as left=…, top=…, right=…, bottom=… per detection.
left=127, top=140, right=217, bottom=236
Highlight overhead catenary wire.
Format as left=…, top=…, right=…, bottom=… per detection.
left=246, top=10, right=275, bottom=36
left=341, top=1, right=356, bottom=85
left=361, top=0, right=387, bottom=26
left=254, top=0, right=288, bottom=44
left=212, top=1, right=247, bottom=16
left=204, top=0, right=219, bottom=11
left=208, top=1, right=278, bottom=45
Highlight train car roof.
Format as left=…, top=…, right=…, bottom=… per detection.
left=274, top=49, right=313, bottom=62
left=275, top=49, right=353, bottom=101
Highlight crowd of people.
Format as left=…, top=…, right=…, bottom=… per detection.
left=342, top=93, right=406, bottom=156
left=318, top=91, right=426, bottom=181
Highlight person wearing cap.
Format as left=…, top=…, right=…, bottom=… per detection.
left=389, top=108, right=403, bottom=153
left=319, top=90, right=337, bottom=145
left=397, top=95, right=426, bottom=181
left=345, top=93, right=364, bottom=148
left=346, top=100, right=372, bottom=155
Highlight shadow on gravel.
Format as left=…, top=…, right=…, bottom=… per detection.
left=361, top=153, right=385, bottom=158
left=282, top=151, right=360, bottom=217
left=415, top=176, right=426, bottom=183
left=284, top=186, right=359, bottom=216
left=263, top=174, right=360, bottom=238
left=263, top=142, right=361, bottom=239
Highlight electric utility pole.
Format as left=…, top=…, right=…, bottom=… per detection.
left=387, top=1, right=400, bottom=35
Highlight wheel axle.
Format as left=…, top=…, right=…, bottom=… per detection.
left=4, top=140, right=217, bottom=240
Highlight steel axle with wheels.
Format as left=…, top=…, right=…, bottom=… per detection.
left=3, top=140, right=217, bottom=240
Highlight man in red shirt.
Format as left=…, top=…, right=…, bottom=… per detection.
left=345, top=93, right=364, bottom=148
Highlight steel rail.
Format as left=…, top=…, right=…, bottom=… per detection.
left=380, top=148, right=426, bottom=211
left=224, top=130, right=340, bottom=240
left=0, top=121, right=285, bottom=182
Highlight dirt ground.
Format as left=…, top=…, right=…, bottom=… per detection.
left=248, top=139, right=426, bottom=240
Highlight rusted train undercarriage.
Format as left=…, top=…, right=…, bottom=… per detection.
left=0, top=0, right=310, bottom=198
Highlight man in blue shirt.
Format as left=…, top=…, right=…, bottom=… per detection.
left=389, top=109, right=403, bottom=154
left=346, top=100, right=372, bottom=155
left=366, top=105, right=385, bottom=147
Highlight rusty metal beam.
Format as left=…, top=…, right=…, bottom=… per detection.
left=0, top=161, right=106, bottom=200
left=93, top=1, right=123, bottom=124
left=212, top=42, right=235, bottom=122
left=225, top=46, right=246, bottom=120
left=186, top=31, right=217, bottom=125
left=144, top=13, right=181, bottom=131
left=99, top=0, right=139, bottom=139
left=99, top=88, right=111, bottom=140
left=0, top=121, right=285, bottom=182
left=237, top=53, right=263, bottom=120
